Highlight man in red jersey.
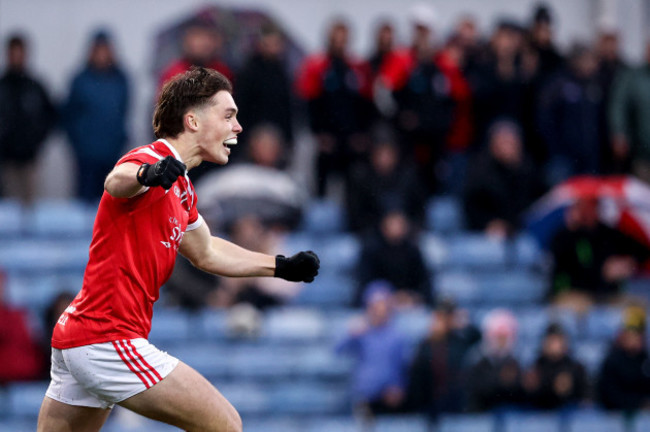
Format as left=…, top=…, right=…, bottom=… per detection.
left=37, top=67, right=319, bottom=432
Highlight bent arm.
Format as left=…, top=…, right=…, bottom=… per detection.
left=179, top=221, right=276, bottom=277
left=104, top=162, right=146, bottom=198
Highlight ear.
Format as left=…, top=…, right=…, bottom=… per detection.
left=184, top=111, right=199, bottom=132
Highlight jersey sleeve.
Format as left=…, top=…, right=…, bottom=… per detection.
left=186, top=183, right=203, bottom=231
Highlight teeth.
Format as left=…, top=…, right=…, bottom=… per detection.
left=224, top=138, right=238, bottom=145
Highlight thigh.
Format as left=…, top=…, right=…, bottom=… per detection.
left=118, top=361, right=241, bottom=432
left=37, top=396, right=111, bottom=432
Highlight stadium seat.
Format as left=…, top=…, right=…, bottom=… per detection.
left=572, top=341, right=608, bottom=376
left=264, top=308, right=325, bottom=341
left=446, top=234, right=507, bottom=269
left=292, top=271, right=354, bottom=306
left=25, top=199, right=95, bottom=238
left=426, top=196, right=465, bottom=234
left=374, top=415, right=429, bottom=432
left=632, top=413, right=650, bottom=432
left=434, top=271, right=480, bottom=305
left=567, top=410, right=626, bottom=432
left=503, top=412, right=561, bottom=432
left=394, top=307, right=431, bottom=347
left=585, top=307, right=622, bottom=340
left=243, top=417, right=304, bottom=432
left=299, top=199, right=346, bottom=234
left=292, top=346, right=353, bottom=380
left=198, top=309, right=229, bottom=340
left=5, top=272, right=83, bottom=312
left=304, top=416, right=360, bottom=432
left=0, top=419, right=38, bottom=432
left=318, top=234, right=360, bottom=274
left=269, top=381, right=348, bottom=415
left=420, top=233, right=448, bottom=270
left=148, top=309, right=193, bottom=343
left=168, top=342, right=230, bottom=379
left=438, top=414, right=494, bottom=432
left=0, top=199, right=25, bottom=238
left=0, top=238, right=89, bottom=274
left=217, top=382, right=272, bottom=416
left=512, top=234, right=545, bottom=268
left=227, top=345, right=297, bottom=380
left=102, top=407, right=182, bottom=431
left=476, top=271, right=546, bottom=305
left=7, top=382, right=49, bottom=418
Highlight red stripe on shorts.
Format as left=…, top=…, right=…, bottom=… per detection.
left=127, top=339, right=164, bottom=382
left=118, top=340, right=158, bottom=387
left=111, top=341, right=151, bottom=389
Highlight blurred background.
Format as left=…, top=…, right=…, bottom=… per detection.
left=1, top=0, right=650, bottom=431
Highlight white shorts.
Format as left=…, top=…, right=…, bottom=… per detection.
left=45, top=338, right=179, bottom=409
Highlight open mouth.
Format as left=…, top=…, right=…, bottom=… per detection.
left=223, top=137, right=238, bottom=147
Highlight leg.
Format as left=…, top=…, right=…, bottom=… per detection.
left=118, top=361, right=242, bottom=432
left=37, top=396, right=111, bottom=432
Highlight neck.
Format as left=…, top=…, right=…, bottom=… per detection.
left=161, top=135, right=203, bottom=170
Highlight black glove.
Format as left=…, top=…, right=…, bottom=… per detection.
left=136, top=156, right=186, bottom=189
left=275, top=251, right=320, bottom=283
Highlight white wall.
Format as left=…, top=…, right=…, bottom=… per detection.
left=0, top=0, right=646, bottom=197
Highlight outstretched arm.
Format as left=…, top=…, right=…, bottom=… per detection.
left=179, top=221, right=320, bottom=281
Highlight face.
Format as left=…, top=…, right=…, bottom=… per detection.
left=193, top=90, right=242, bottom=165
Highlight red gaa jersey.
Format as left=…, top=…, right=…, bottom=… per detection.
left=52, top=139, right=202, bottom=349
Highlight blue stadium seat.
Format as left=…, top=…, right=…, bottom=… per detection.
left=0, top=418, right=38, bottom=432
left=7, top=382, right=49, bottom=418
left=264, top=308, right=325, bottom=341
left=299, top=199, right=346, bottom=234
left=148, top=309, right=193, bottom=343
left=292, top=346, right=353, bottom=379
left=217, top=382, right=272, bottom=416
left=0, top=199, right=25, bottom=238
left=375, top=415, right=429, bottom=432
left=280, top=232, right=318, bottom=256
left=585, top=307, right=622, bottom=340
left=102, top=407, right=180, bottom=431
left=420, top=233, right=448, bottom=270
left=168, top=343, right=230, bottom=379
left=512, top=234, right=545, bottom=268
left=5, top=272, right=83, bottom=312
left=438, top=414, right=494, bottom=432
left=567, top=410, right=626, bottom=432
left=632, top=413, right=650, bottom=432
left=198, top=310, right=229, bottom=340
left=434, top=271, right=480, bottom=305
left=227, top=346, right=297, bottom=380
left=503, top=412, right=561, bottom=432
left=318, top=234, right=360, bottom=274
left=269, top=381, right=348, bottom=415
left=477, top=271, right=546, bottom=305
left=573, top=341, right=608, bottom=376
left=394, top=308, right=431, bottom=347
left=0, top=239, right=89, bottom=273
left=446, top=234, right=507, bottom=269
left=243, top=417, right=304, bottom=432
left=292, top=272, right=354, bottom=306
left=304, top=416, right=360, bottom=432
left=26, top=199, right=95, bottom=238
left=426, top=196, right=465, bottom=234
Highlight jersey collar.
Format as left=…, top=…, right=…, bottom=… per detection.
left=157, top=139, right=183, bottom=163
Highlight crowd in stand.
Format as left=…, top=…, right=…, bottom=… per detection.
left=0, top=0, right=649, bottom=421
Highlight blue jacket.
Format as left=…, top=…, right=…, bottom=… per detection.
left=63, top=65, right=129, bottom=162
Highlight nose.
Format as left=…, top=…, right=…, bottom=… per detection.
left=232, top=118, right=243, bottom=134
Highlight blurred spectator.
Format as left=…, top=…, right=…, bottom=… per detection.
left=212, top=215, right=299, bottom=310
left=380, top=4, right=455, bottom=194
left=43, top=291, right=76, bottom=343
left=597, top=305, right=650, bottom=411
left=0, top=33, right=56, bottom=204
left=467, top=309, right=525, bottom=412
left=356, top=210, right=433, bottom=307
left=235, top=23, right=294, bottom=154
left=463, top=119, right=541, bottom=238
left=609, top=39, right=650, bottom=183
left=549, top=197, right=650, bottom=311
left=158, top=18, right=234, bottom=183
left=295, top=18, right=372, bottom=197
left=0, top=271, right=44, bottom=383
left=195, top=124, right=306, bottom=231
left=434, top=34, right=474, bottom=193
left=468, top=20, right=526, bottom=146
left=595, top=28, right=627, bottom=174
left=346, top=138, right=425, bottom=233
left=538, top=43, right=604, bottom=185
left=522, top=323, right=588, bottom=410
left=366, top=20, right=398, bottom=124
left=62, top=29, right=129, bottom=202
left=158, top=18, right=233, bottom=90
left=408, top=299, right=481, bottom=417
left=337, top=281, right=410, bottom=416
left=452, top=14, right=484, bottom=72
left=527, top=4, right=564, bottom=78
